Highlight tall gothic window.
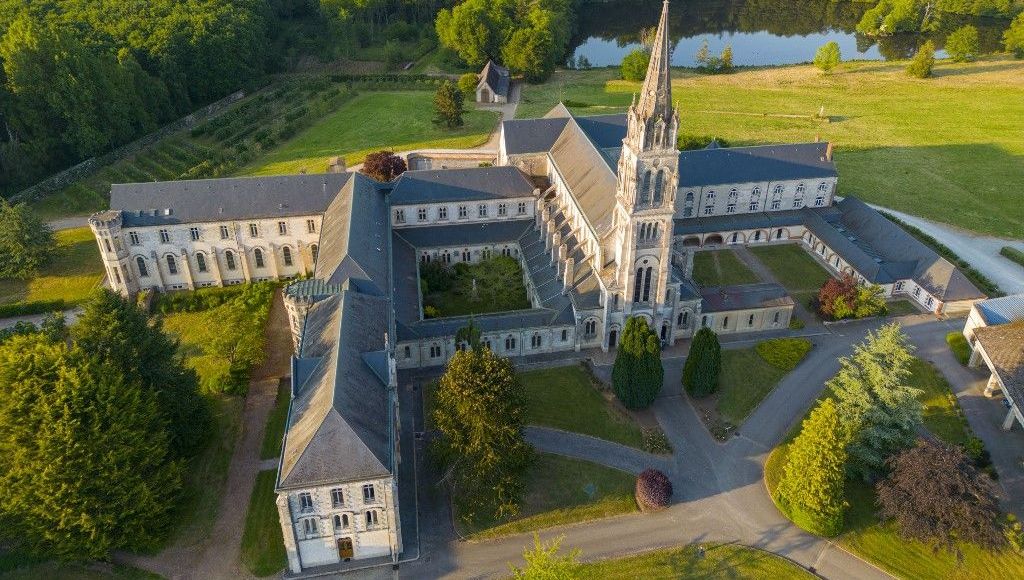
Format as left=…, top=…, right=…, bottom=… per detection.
left=642, top=267, right=654, bottom=302
left=633, top=267, right=643, bottom=303
left=638, top=170, right=652, bottom=206
left=652, top=171, right=664, bottom=206
left=136, top=256, right=148, bottom=277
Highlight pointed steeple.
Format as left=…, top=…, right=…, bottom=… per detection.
left=636, top=0, right=673, bottom=123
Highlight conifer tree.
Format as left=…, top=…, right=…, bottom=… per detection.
left=907, top=41, right=936, bottom=78
left=829, top=323, right=923, bottom=480
left=612, top=317, right=663, bottom=409
left=0, top=199, right=54, bottom=279
left=433, top=80, right=465, bottom=129
left=774, top=399, right=848, bottom=537
left=683, top=326, right=721, bottom=397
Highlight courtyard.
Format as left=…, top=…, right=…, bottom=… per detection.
left=420, top=255, right=531, bottom=318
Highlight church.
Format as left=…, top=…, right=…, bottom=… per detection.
left=87, top=1, right=984, bottom=573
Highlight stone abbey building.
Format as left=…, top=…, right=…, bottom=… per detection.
left=88, top=1, right=983, bottom=573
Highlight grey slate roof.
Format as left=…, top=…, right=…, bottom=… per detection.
left=393, top=219, right=534, bottom=249
left=501, top=117, right=570, bottom=155
left=574, top=114, right=629, bottom=149
left=674, top=209, right=807, bottom=236
left=278, top=291, right=393, bottom=490
left=480, top=60, right=510, bottom=98
left=111, top=173, right=351, bottom=226
left=700, top=283, right=794, bottom=312
left=389, top=167, right=535, bottom=205
left=314, top=173, right=390, bottom=296
left=677, top=143, right=837, bottom=188
left=974, top=320, right=1024, bottom=407
left=976, top=294, right=1024, bottom=326
left=548, top=118, right=618, bottom=239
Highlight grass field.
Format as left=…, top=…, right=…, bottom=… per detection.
left=946, top=331, right=971, bottom=366
left=241, top=470, right=287, bottom=577
left=260, top=382, right=291, bottom=460
left=0, top=227, right=103, bottom=307
left=711, top=339, right=811, bottom=431
left=422, top=256, right=532, bottom=318
left=911, top=358, right=971, bottom=445
left=162, top=311, right=231, bottom=389
left=242, top=91, right=499, bottom=176
left=886, top=299, right=921, bottom=316
left=520, top=365, right=645, bottom=449
left=462, top=454, right=636, bottom=541
left=748, top=244, right=832, bottom=307
left=518, top=59, right=1024, bottom=237
left=0, top=561, right=159, bottom=580
left=692, top=250, right=760, bottom=288
left=582, top=543, right=816, bottom=579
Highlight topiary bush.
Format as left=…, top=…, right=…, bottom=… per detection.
left=635, top=468, right=673, bottom=512
left=683, top=326, right=721, bottom=397
left=611, top=317, right=664, bottom=409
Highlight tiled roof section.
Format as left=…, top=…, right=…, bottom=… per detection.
left=501, top=117, right=570, bottom=155
left=314, top=173, right=390, bottom=296
left=389, top=167, right=535, bottom=205
left=677, top=143, right=837, bottom=188
left=112, top=173, right=351, bottom=226
left=480, top=60, right=510, bottom=98
left=549, top=119, right=618, bottom=239
left=700, top=283, right=794, bottom=312
left=977, top=294, right=1024, bottom=326
left=974, top=320, right=1024, bottom=404
left=574, top=114, right=628, bottom=149
left=393, top=219, right=534, bottom=249
left=285, top=278, right=344, bottom=301
left=278, top=291, right=393, bottom=489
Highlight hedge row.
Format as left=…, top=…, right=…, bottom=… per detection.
left=0, top=299, right=67, bottom=319
left=154, top=285, right=249, bottom=314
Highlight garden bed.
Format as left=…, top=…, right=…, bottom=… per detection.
left=420, top=256, right=531, bottom=318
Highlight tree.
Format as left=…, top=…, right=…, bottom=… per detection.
left=434, top=80, right=465, bottom=129
left=945, top=25, right=980, bottom=63
left=431, top=347, right=533, bottom=522
left=829, top=323, right=923, bottom=480
left=0, top=198, right=55, bottom=279
left=636, top=468, right=673, bottom=512
left=815, top=273, right=885, bottom=320
left=621, top=49, right=650, bottom=81
left=877, top=438, right=1003, bottom=552
left=458, top=72, right=479, bottom=98
left=683, top=326, right=721, bottom=397
left=774, top=399, right=849, bottom=537
left=435, top=0, right=497, bottom=68
left=695, top=39, right=710, bottom=67
left=814, top=41, right=841, bottom=73
left=0, top=334, right=183, bottom=559
left=907, top=40, right=936, bottom=78
left=361, top=150, right=407, bottom=182
left=502, top=25, right=555, bottom=83
left=720, top=44, right=734, bottom=71
left=611, top=317, right=663, bottom=409
left=509, top=534, right=583, bottom=579
left=1005, top=13, right=1024, bottom=58
left=70, top=289, right=210, bottom=458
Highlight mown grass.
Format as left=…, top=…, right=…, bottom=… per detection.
left=240, top=470, right=287, bottom=577
left=583, top=543, right=816, bottom=579
left=716, top=339, right=811, bottom=427
left=946, top=331, right=972, bottom=366
left=461, top=454, right=636, bottom=541
left=886, top=299, right=921, bottom=317
left=162, top=311, right=231, bottom=389
left=748, top=244, right=832, bottom=307
left=692, top=250, right=760, bottom=288
left=1002, top=246, right=1024, bottom=268
left=260, top=382, right=291, bottom=460
left=242, top=91, right=499, bottom=176
left=911, top=358, right=971, bottom=445
left=0, top=227, right=103, bottom=307
left=521, top=365, right=645, bottom=449
left=422, top=256, right=531, bottom=318
left=518, top=59, right=1024, bottom=237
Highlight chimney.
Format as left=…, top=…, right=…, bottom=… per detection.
left=825, top=142, right=834, bottom=162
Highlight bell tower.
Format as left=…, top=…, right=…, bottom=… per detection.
left=612, top=0, right=679, bottom=314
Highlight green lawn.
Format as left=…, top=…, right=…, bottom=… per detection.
left=521, top=365, right=645, bottom=449
left=260, top=382, right=291, bottom=460
left=162, top=310, right=231, bottom=390
left=462, top=454, right=637, bottom=541
left=692, top=250, right=760, bottom=288
left=422, top=256, right=531, bottom=318
left=886, top=299, right=921, bottom=317
left=0, top=561, right=159, bottom=580
left=946, top=331, right=971, bottom=366
left=583, top=544, right=816, bottom=579
left=242, top=91, right=499, bottom=176
left=911, top=358, right=971, bottom=445
left=0, top=227, right=103, bottom=307
left=241, top=470, right=287, bottom=577
left=518, top=59, right=1024, bottom=237
left=716, top=339, right=812, bottom=428
left=748, top=244, right=832, bottom=307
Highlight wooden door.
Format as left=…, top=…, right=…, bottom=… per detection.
left=337, top=537, right=353, bottom=560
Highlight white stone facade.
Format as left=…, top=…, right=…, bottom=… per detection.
left=677, top=176, right=837, bottom=220
left=391, top=197, right=535, bottom=228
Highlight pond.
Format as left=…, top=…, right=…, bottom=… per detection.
left=568, top=0, right=1010, bottom=67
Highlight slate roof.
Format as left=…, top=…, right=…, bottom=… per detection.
left=574, top=114, right=629, bottom=150
left=700, top=283, right=794, bottom=312
left=389, top=167, right=535, bottom=205
left=277, top=291, right=393, bottom=490
left=314, top=173, right=390, bottom=296
left=677, top=143, right=837, bottom=188
left=974, top=320, right=1024, bottom=406
left=479, top=60, right=510, bottom=98
left=501, top=117, right=570, bottom=155
left=976, top=294, right=1024, bottom=326
left=548, top=118, right=618, bottom=239
left=111, top=173, right=351, bottom=227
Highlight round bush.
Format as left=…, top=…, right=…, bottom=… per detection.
left=635, top=468, right=673, bottom=512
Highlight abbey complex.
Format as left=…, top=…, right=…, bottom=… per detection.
left=84, top=2, right=987, bottom=574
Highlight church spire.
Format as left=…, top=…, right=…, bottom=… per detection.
left=636, top=0, right=673, bottom=123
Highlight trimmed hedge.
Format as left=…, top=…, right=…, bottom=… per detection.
left=1001, top=246, right=1024, bottom=268
left=755, top=338, right=813, bottom=371
left=155, top=285, right=249, bottom=314
left=0, top=299, right=67, bottom=318
left=635, top=468, right=673, bottom=512
left=946, top=331, right=971, bottom=366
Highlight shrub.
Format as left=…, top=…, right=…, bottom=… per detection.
left=755, top=338, right=812, bottom=371
left=945, top=331, right=970, bottom=365
left=458, top=73, right=478, bottom=98
left=155, top=285, right=248, bottom=314
left=611, top=317, right=663, bottom=410
left=683, top=327, right=721, bottom=397
left=383, top=41, right=405, bottom=69
left=789, top=317, right=805, bottom=330
left=0, top=299, right=66, bottom=318
left=907, top=41, right=936, bottom=78
left=621, top=49, right=650, bottom=81
left=635, top=468, right=673, bottom=512
left=1001, top=246, right=1024, bottom=267
left=1005, top=514, right=1024, bottom=553
left=814, top=41, right=841, bottom=72
left=424, top=305, right=441, bottom=319
left=945, top=25, right=980, bottom=63
left=815, top=273, right=886, bottom=320
left=1006, top=13, right=1024, bottom=58
left=641, top=428, right=672, bottom=455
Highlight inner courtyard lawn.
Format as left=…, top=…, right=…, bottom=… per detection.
left=582, top=543, right=816, bottom=579
left=691, top=250, right=760, bottom=288
left=461, top=453, right=637, bottom=541
left=748, top=244, right=832, bottom=308
left=518, top=59, right=1024, bottom=238
left=0, top=227, right=103, bottom=308
left=421, top=256, right=531, bottom=318
left=520, top=365, right=645, bottom=449
left=240, top=470, right=287, bottom=577
left=241, top=91, right=499, bottom=176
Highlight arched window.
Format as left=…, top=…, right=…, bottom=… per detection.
left=796, top=183, right=806, bottom=195
left=225, top=250, right=236, bottom=271
left=311, top=244, right=319, bottom=264
left=283, top=246, right=293, bottom=267
left=685, top=191, right=694, bottom=202
left=254, top=248, right=265, bottom=268
left=166, top=255, right=178, bottom=275
left=633, top=267, right=643, bottom=303
left=638, top=170, right=652, bottom=206
left=652, top=171, right=664, bottom=205
left=136, top=256, right=149, bottom=277
left=818, top=182, right=829, bottom=193
left=773, top=184, right=784, bottom=195
left=196, top=252, right=208, bottom=273
left=728, top=189, right=739, bottom=201
left=642, top=267, right=653, bottom=302
left=752, top=186, right=761, bottom=197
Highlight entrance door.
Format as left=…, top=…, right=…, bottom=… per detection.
left=337, top=537, right=354, bottom=561
left=608, top=330, right=617, bottom=348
